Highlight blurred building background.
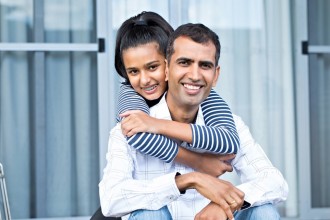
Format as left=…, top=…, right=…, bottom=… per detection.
left=0, top=0, right=329, bottom=219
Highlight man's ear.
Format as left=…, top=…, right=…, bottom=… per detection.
left=212, top=65, right=220, bottom=87
left=165, top=59, right=169, bottom=82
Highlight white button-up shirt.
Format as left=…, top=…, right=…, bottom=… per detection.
left=99, top=95, right=289, bottom=220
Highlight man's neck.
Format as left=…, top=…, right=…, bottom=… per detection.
left=165, top=93, right=199, bottom=124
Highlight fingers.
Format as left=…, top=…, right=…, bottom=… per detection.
left=224, top=194, right=239, bottom=217
left=228, top=199, right=239, bottom=213
left=121, top=116, right=144, bottom=137
left=222, top=162, right=233, bottom=173
left=218, top=199, right=234, bottom=220
left=218, top=181, right=244, bottom=217
left=121, top=117, right=135, bottom=137
left=119, top=110, right=145, bottom=118
left=227, top=189, right=245, bottom=212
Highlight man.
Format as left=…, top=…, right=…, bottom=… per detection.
left=99, top=23, right=288, bottom=220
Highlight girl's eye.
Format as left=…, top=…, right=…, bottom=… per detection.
left=148, top=65, right=158, bottom=71
left=128, top=69, right=138, bottom=75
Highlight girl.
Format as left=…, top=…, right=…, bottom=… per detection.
left=115, top=11, right=239, bottom=167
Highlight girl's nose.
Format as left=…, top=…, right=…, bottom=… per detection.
left=140, top=71, right=151, bottom=85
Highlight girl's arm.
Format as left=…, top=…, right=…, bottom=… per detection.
left=191, top=89, right=240, bottom=154
left=117, top=85, right=240, bottom=163
left=117, top=84, right=179, bottom=163
left=121, top=89, right=240, bottom=154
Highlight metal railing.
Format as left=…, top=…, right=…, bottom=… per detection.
left=0, top=163, right=11, bottom=220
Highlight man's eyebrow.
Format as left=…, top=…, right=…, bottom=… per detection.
left=176, top=57, right=193, bottom=62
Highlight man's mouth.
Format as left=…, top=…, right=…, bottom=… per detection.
left=183, top=83, right=202, bottom=90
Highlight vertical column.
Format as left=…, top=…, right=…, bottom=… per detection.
left=32, top=0, right=46, bottom=217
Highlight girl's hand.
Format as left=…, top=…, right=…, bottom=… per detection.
left=120, top=110, right=159, bottom=137
left=194, top=153, right=236, bottom=177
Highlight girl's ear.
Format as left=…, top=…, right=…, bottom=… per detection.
left=165, top=59, right=169, bottom=82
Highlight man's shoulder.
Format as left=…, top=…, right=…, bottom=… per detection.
left=232, top=114, right=249, bottom=134
left=109, top=123, right=126, bottom=139
left=232, top=114, right=243, bottom=124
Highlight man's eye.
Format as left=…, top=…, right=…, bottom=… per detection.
left=201, top=64, right=211, bottom=69
left=200, top=63, right=213, bottom=69
left=178, top=60, right=188, bottom=65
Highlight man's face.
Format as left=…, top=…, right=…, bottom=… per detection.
left=165, top=36, right=220, bottom=110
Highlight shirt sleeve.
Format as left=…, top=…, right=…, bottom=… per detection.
left=190, top=89, right=240, bottom=154
left=232, top=115, right=289, bottom=206
left=116, top=84, right=150, bottom=122
left=116, top=84, right=179, bottom=163
left=99, top=124, right=181, bottom=217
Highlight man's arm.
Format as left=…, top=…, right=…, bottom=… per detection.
left=99, top=124, right=244, bottom=218
left=174, top=172, right=244, bottom=220
left=232, top=115, right=289, bottom=206
left=99, top=124, right=181, bottom=217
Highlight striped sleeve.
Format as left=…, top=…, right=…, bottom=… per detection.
left=116, top=84, right=179, bottom=163
left=116, top=84, right=150, bottom=122
left=190, top=89, right=240, bottom=154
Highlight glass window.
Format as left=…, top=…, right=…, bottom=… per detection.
left=0, top=0, right=33, bottom=42
left=0, top=0, right=99, bottom=218
left=111, top=0, right=169, bottom=29
left=44, top=0, right=96, bottom=43
left=308, top=0, right=330, bottom=209
left=0, top=51, right=31, bottom=218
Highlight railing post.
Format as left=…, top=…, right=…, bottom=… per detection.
left=0, top=164, right=11, bottom=220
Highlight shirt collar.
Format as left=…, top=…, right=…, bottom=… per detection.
left=150, top=93, right=205, bottom=125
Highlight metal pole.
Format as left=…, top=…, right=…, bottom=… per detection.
left=0, top=164, right=11, bottom=220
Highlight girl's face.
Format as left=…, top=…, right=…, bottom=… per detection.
left=122, top=42, right=168, bottom=100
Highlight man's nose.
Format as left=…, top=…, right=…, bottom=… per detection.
left=189, top=64, right=201, bottom=81
left=140, top=71, right=151, bottom=85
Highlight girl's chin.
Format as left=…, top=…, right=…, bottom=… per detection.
left=143, top=92, right=163, bottom=101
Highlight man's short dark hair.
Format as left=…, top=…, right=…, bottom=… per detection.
left=166, top=23, right=221, bottom=66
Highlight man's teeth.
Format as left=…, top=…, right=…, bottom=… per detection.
left=144, top=85, right=157, bottom=91
left=184, top=84, right=200, bottom=90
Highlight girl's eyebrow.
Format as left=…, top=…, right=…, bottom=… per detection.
left=125, top=67, right=137, bottom=71
left=145, top=60, right=161, bottom=66
left=125, top=60, right=161, bottom=71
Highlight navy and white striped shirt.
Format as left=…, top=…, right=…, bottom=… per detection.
left=116, top=84, right=240, bottom=163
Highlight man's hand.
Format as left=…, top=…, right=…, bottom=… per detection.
left=176, top=172, right=244, bottom=220
left=195, top=202, right=228, bottom=220
left=120, top=110, right=159, bottom=136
